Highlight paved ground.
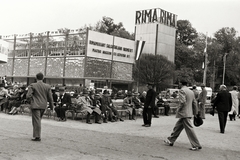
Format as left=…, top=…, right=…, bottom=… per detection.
left=0, top=112, right=239, bottom=160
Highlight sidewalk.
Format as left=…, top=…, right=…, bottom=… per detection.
left=2, top=112, right=240, bottom=152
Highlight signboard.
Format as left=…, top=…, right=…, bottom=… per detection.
left=135, top=8, right=177, bottom=28
left=87, top=30, right=135, bottom=64
left=0, top=40, right=9, bottom=63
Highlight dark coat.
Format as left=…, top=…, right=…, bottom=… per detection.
left=213, top=90, right=232, bottom=112
left=144, top=89, right=156, bottom=108
left=59, top=93, right=72, bottom=108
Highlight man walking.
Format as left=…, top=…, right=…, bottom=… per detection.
left=213, top=85, right=232, bottom=133
left=164, top=80, right=202, bottom=151
left=142, top=82, right=156, bottom=127
left=27, top=73, right=54, bottom=141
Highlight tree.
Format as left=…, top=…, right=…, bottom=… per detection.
left=133, top=54, right=175, bottom=91
left=176, top=20, right=198, bottom=46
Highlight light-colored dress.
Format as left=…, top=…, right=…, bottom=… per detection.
left=229, top=90, right=239, bottom=115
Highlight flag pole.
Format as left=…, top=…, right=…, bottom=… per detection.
left=203, top=32, right=208, bottom=85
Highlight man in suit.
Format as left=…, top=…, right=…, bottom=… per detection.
left=213, top=85, right=232, bottom=133
left=164, top=80, right=202, bottom=151
left=142, top=82, right=156, bottom=127
left=198, top=83, right=207, bottom=119
left=54, top=87, right=72, bottom=121
left=26, top=72, right=54, bottom=141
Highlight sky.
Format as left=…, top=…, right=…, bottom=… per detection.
left=0, top=0, right=239, bottom=37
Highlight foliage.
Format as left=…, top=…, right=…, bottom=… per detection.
left=176, top=20, right=198, bottom=46
left=133, top=54, right=175, bottom=91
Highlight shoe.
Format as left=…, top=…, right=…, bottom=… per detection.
left=95, top=121, right=101, bottom=124
left=142, top=124, right=146, bottom=127
left=145, top=124, right=151, bottom=127
left=103, top=120, right=108, bottom=123
left=164, top=139, right=173, bottom=146
left=86, top=121, right=92, bottom=124
left=111, top=120, right=115, bottom=122
left=31, top=138, right=41, bottom=141
left=119, top=118, right=124, bottom=122
left=61, top=118, right=66, bottom=122
left=189, top=146, right=202, bottom=151
left=154, top=115, right=159, bottom=118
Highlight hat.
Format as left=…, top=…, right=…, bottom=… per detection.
left=194, top=114, right=203, bottom=127
left=103, top=90, right=109, bottom=95
left=180, top=79, right=188, bottom=84
left=200, top=83, right=205, bottom=87
left=82, top=89, right=89, bottom=95
left=133, top=92, right=139, bottom=96
left=59, top=87, right=65, bottom=92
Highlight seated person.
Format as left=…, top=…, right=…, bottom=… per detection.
left=54, top=87, right=72, bottom=121
left=132, top=92, right=143, bottom=116
left=89, top=93, right=102, bottom=124
left=8, top=86, right=26, bottom=115
left=100, top=90, right=124, bottom=122
left=156, top=94, right=170, bottom=116
left=123, top=91, right=136, bottom=120
left=75, top=89, right=101, bottom=124
left=0, top=83, right=10, bottom=112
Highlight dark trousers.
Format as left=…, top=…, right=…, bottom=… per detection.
left=54, top=107, right=67, bottom=119
left=129, top=108, right=136, bottom=119
left=101, top=106, right=113, bottom=121
left=143, top=107, right=152, bottom=125
left=32, top=109, right=45, bottom=138
left=164, top=105, right=170, bottom=115
left=153, top=106, right=159, bottom=116
left=218, top=111, right=228, bottom=133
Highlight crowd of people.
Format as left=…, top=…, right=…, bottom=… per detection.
left=1, top=72, right=240, bottom=150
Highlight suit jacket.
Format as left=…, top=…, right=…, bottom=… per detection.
left=213, top=90, right=232, bottom=112
left=26, top=81, right=54, bottom=109
left=144, top=89, right=156, bottom=108
left=199, top=88, right=207, bottom=104
left=59, top=93, right=72, bottom=108
left=176, top=86, right=197, bottom=118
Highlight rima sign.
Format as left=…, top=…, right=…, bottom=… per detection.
left=135, top=8, right=177, bottom=28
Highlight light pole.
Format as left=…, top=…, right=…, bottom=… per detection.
left=222, top=53, right=228, bottom=84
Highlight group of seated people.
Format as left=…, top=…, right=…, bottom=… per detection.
left=0, top=83, right=172, bottom=124
left=52, top=87, right=125, bottom=124
left=0, top=83, right=28, bottom=115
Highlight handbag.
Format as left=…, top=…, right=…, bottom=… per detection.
left=194, top=114, right=203, bottom=127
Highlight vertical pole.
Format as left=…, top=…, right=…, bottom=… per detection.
left=63, top=32, right=68, bottom=86
left=155, top=24, right=159, bottom=55
left=222, top=53, right=227, bottom=84
left=212, top=60, right=216, bottom=90
left=27, top=33, right=32, bottom=85
left=203, top=33, right=208, bottom=85
left=109, top=36, right=115, bottom=89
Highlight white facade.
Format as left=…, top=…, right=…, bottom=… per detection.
left=135, top=23, right=176, bottom=62
left=0, top=39, right=9, bottom=63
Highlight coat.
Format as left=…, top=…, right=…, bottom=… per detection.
left=229, top=90, right=239, bottom=115
left=58, top=93, right=72, bottom=108
left=144, top=89, right=156, bottom=108
left=176, top=86, right=197, bottom=118
left=213, top=90, right=232, bottom=112
left=26, top=81, right=54, bottom=110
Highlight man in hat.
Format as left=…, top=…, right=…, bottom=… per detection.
left=142, top=82, right=156, bottom=127
left=198, top=83, right=207, bottom=119
left=213, top=85, right=232, bottom=133
left=123, top=91, right=136, bottom=120
left=100, top=90, right=124, bottom=122
left=54, top=87, right=72, bottom=121
left=26, top=72, right=54, bottom=141
left=164, top=80, right=202, bottom=151
left=132, top=92, right=143, bottom=116
left=76, top=89, right=100, bottom=124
